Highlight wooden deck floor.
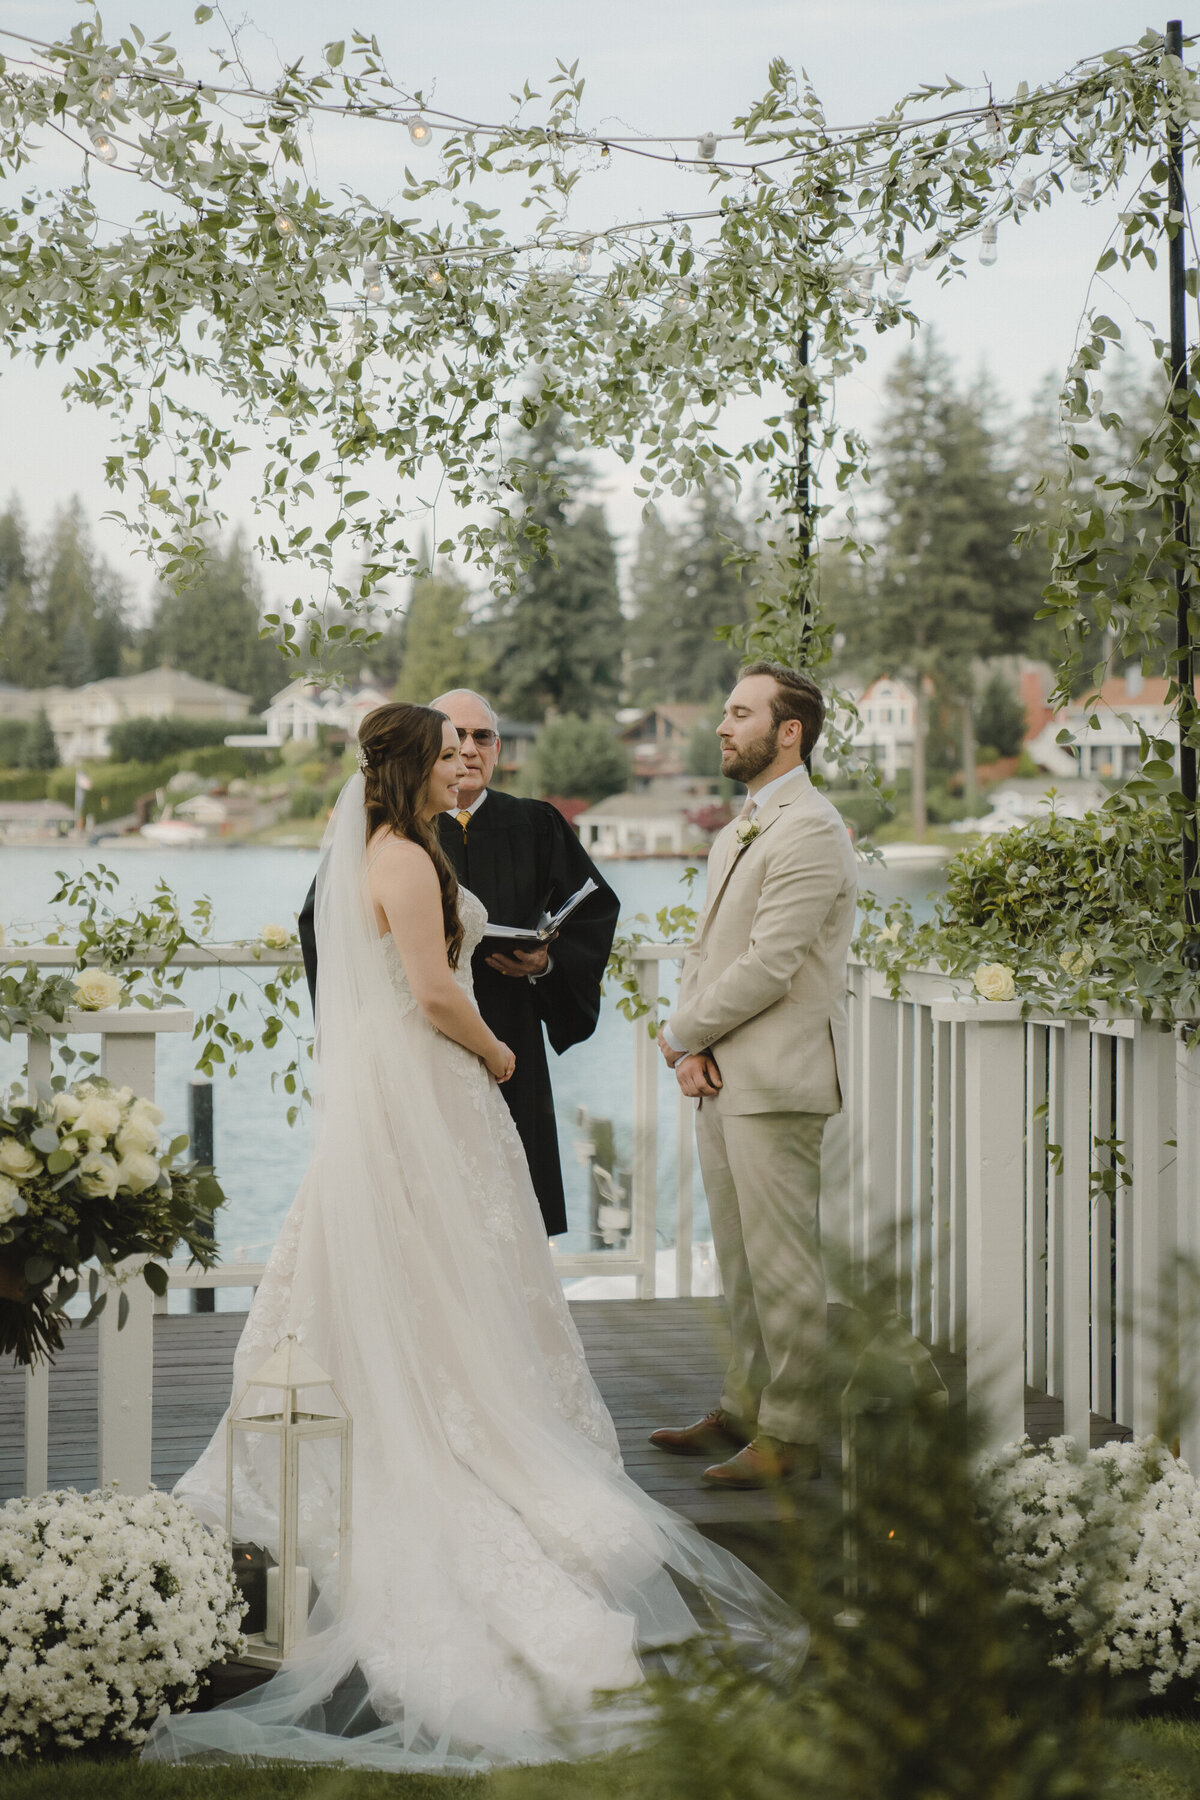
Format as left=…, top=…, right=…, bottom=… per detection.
left=0, top=1300, right=1129, bottom=1533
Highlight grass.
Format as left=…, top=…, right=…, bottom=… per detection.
left=1, top=1724, right=1199, bottom=1800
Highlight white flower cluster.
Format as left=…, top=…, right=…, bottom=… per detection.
left=981, top=1435, right=1200, bottom=1694
left=44, top=1082, right=166, bottom=1201
left=0, top=1486, right=244, bottom=1755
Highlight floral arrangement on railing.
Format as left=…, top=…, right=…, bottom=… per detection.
left=854, top=793, right=1200, bottom=1029
left=0, top=1076, right=226, bottom=1365
left=0, top=1486, right=244, bottom=1756
left=980, top=1435, right=1200, bottom=1695
left=0, top=864, right=312, bottom=1123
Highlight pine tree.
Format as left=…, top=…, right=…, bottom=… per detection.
left=490, top=414, right=623, bottom=719
left=0, top=499, right=41, bottom=688
left=531, top=716, right=629, bottom=801
left=626, top=484, right=755, bottom=706
left=976, top=671, right=1027, bottom=758
left=40, top=500, right=129, bottom=686
left=394, top=563, right=485, bottom=703
left=143, top=533, right=282, bottom=710
left=839, top=338, right=1041, bottom=833
left=20, top=708, right=59, bottom=770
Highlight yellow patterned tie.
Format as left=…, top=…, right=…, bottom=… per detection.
left=455, top=809, right=471, bottom=835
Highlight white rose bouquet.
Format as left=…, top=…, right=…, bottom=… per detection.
left=0, top=1078, right=226, bottom=1366
left=0, top=1485, right=244, bottom=1756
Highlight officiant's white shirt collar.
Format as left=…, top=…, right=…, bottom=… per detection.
left=742, top=764, right=807, bottom=817
left=452, top=790, right=489, bottom=818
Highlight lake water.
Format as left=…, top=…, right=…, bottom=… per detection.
left=0, top=841, right=945, bottom=1281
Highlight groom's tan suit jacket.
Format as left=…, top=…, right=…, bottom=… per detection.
left=669, top=767, right=858, bottom=1116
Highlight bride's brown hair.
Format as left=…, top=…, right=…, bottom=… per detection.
left=358, top=703, right=465, bottom=969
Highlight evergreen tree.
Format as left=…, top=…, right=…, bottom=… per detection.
left=40, top=500, right=129, bottom=684
left=143, top=533, right=282, bottom=710
left=976, top=671, right=1027, bottom=758
left=0, top=499, right=40, bottom=688
left=626, top=485, right=755, bottom=705
left=490, top=414, right=623, bottom=719
left=20, top=708, right=59, bottom=770
left=835, top=338, right=1040, bottom=833
left=395, top=563, right=485, bottom=703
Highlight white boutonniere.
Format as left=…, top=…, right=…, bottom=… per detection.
left=734, top=819, right=760, bottom=848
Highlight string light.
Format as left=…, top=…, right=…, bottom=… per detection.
left=407, top=115, right=433, bottom=148
left=1017, top=176, right=1036, bottom=204
left=96, top=63, right=116, bottom=105
left=87, top=122, right=118, bottom=163
left=885, top=261, right=912, bottom=303
left=573, top=240, right=593, bottom=275
left=1070, top=163, right=1093, bottom=193
left=978, top=220, right=998, bottom=266
left=985, top=108, right=1007, bottom=162
left=363, top=257, right=384, bottom=302
left=694, top=130, right=717, bottom=172
left=419, top=259, right=448, bottom=296
left=274, top=212, right=296, bottom=235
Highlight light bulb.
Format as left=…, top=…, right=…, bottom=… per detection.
left=694, top=130, right=717, bottom=172
left=1070, top=164, right=1093, bottom=194
left=363, top=258, right=384, bottom=302
left=96, top=65, right=116, bottom=105
left=88, top=122, right=118, bottom=164
left=886, top=262, right=912, bottom=303
left=1017, top=176, right=1036, bottom=204
left=978, top=221, right=998, bottom=266
left=274, top=212, right=295, bottom=236
left=985, top=110, right=1006, bottom=161
left=857, top=268, right=876, bottom=293
left=574, top=240, right=593, bottom=275
left=420, top=259, right=447, bottom=296
left=407, top=115, right=433, bottom=148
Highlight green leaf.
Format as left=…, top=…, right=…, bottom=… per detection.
left=23, top=1255, right=56, bottom=1286
left=142, top=1260, right=169, bottom=1296
left=30, top=1128, right=59, bottom=1153
left=117, top=1288, right=130, bottom=1330
left=46, top=1149, right=73, bottom=1175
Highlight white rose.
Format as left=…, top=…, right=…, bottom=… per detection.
left=973, top=962, right=1017, bottom=1002
left=0, top=1174, right=21, bottom=1224
left=115, top=1151, right=161, bottom=1195
left=0, top=1139, right=42, bottom=1181
left=52, top=1092, right=84, bottom=1126
left=128, top=1098, right=166, bottom=1131
left=76, top=1096, right=123, bottom=1141
left=116, top=1119, right=159, bottom=1158
left=77, top=1153, right=120, bottom=1200
left=1059, top=945, right=1096, bottom=977
left=260, top=922, right=292, bottom=949
left=72, top=969, right=124, bottom=1012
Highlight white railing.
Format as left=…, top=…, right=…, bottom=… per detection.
left=835, top=959, right=1200, bottom=1459
left=4, top=942, right=700, bottom=1497
left=10, top=943, right=1197, bottom=1493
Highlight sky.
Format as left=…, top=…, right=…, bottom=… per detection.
left=0, top=0, right=1190, bottom=615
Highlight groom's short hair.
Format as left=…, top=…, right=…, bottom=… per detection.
left=741, top=661, right=825, bottom=760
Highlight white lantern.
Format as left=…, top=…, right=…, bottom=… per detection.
left=225, top=1335, right=352, bottom=1666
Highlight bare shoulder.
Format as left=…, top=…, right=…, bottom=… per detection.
left=367, top=833, right=439, bottom=895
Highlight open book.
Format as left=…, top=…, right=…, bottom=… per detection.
left=480, top=878, right=598, bottom=945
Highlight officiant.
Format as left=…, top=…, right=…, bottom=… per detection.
left=298, top=689, right=619, bottom=1237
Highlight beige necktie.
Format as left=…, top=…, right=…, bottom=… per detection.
left=739, top=795, right=756, bottom=819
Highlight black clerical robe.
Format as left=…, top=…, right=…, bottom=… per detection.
left=297, top=790, right=619, bottom=1237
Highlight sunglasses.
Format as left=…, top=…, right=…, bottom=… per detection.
left=454, top=727, right=499, bottom=748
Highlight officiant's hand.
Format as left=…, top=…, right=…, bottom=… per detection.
left=486, top=944, right=552, bottom=978
left=675, top=1053, right=722, bottom=1099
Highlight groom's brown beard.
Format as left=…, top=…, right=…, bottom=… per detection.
left=721, top=727, right=780, bottom=785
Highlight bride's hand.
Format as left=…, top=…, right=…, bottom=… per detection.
left=486, top=1040, right=516, bottom=1084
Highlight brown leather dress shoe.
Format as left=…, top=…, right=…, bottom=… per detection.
left=700, top=1435, right=821, bottom=1489
left=649, top=1409, right=750, bottom=1458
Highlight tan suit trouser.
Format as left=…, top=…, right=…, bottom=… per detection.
left=695, top=1103, right=827, bottom=1446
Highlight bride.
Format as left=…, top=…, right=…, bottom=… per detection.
left=144, top=703, right=800, bottom=1773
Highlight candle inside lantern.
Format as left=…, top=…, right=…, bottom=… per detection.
left=265, top=1565, right=311, bottom=1646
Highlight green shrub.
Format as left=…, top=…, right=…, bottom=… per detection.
left=107, top=714, right=257, bottom=763
left=289, top=782, right=324, bottom=819
left=532, top=716, right=628, bottom=803
left=0, top=717, right=27, bottom=766
left=0, top=768, right=50, bottom=801
left=926, top=786, right=976, bottom=825
left=831, top=786, right=893, bottom=839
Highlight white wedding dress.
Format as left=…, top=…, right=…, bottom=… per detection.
left=143, top=775, right=801, bottom=1773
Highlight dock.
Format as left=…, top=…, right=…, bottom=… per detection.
left=0, top=1299, right=1129, bottom=1531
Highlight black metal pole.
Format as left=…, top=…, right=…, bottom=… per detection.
left=1167, top=19, right=1200, bottom=963
left=189, top=1078, right=216, bottom=1313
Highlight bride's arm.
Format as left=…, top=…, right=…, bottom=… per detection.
left=369, top=840, right=514, bottom=1079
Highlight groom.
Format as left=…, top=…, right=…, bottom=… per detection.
left=651, top=663, right=857, bottom=1488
